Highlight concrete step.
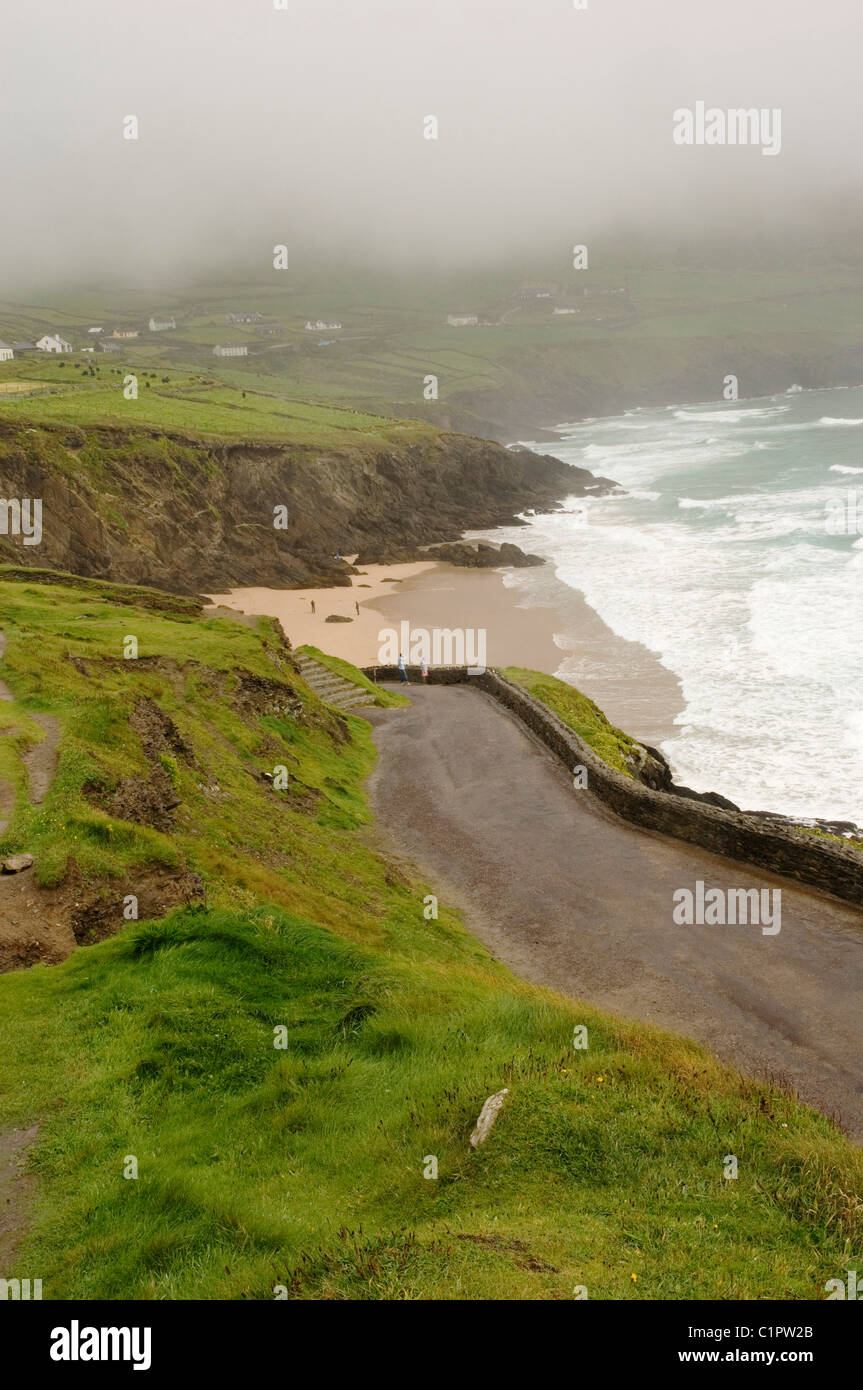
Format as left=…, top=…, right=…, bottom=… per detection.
left=295, top=656, right=376, bottom=710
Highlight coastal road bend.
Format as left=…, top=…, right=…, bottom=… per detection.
left=364, top=684, right=863, bottom=1140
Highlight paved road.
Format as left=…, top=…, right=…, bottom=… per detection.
left=365, top=685, right=863, bottom=1140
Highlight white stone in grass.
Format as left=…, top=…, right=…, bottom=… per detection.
left=469, top=1088, right=508, bottom=1149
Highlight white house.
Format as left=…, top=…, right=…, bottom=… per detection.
left=213, top=343, right=248, bottom=357
left=446, top=314, right=479, bottom=327
left=304, top=320, right=342, bottom=331
left=36, top=334, right=72, bottom=353
left=149, top=316, right=176, bottom=332
left=0, top=340, right=14, bottom=362
left=87, top=327, right=103, bottom=334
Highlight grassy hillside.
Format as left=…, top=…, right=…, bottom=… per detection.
left=0, top=576, right=861, bottom=1300
left=5, top=265, right=863, bottom=442
left=0, top=360, right=432, bottom=446
left=505, top=667, right=638, bottom=776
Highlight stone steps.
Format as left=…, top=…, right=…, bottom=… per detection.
left=294, top=655, right=377, bottom=712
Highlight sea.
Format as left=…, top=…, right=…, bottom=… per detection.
left=479, top=385, right=863, bottom=823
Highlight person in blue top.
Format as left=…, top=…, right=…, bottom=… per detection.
left=397, top=653, right=409, bottom=683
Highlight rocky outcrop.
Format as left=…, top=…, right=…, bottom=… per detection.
left=423, top=540, right=545, bottom=568
left=626, top=741, right=740, bottom=811
left=0, top=421, right=615, bottom=593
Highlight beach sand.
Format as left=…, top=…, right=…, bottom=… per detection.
left=207, top=558, right=684, bottom=748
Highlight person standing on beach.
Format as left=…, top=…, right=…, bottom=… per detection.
left=420, top=658, right=428, bottom=683
left=310, top=599, right=316, bottom=615
left=355, top=601, right=359, bottom=616
left=397, top=653, right=409, bottom=683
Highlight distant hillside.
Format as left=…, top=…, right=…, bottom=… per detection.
left=5, top=267, right=863, bottom=442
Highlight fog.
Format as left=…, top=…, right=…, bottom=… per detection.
left=2, top=0, right=862, bottom=292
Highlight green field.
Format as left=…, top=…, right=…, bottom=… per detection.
left=0, top=359, right=435, bottom=446
left=0, top=575, right=860, bottom=1299
left=4, top=265, right=863, bottom=437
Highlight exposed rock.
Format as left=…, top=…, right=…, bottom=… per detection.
left=129, top=697, right=191, bottom=763
left=109, top=769, right=180, bottom=832
left=2, top=854, right=33, bottom=874
left=70, top=869, right=206, bottom=948
left=624, top=742, right=671, bottom=790
left=232, top=672, right=304, bottom=722
left=469, top=1088, right=509, bottom=1149
left=0, top=420, right=611, bottom=593
left=424, top=540, right=544, bottom=568
left=325, top=614, right=353, bottom=623
left=626, top=742, right=739, bottom=811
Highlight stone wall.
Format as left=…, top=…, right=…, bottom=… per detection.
left=364, top=665, right=863, bottom=908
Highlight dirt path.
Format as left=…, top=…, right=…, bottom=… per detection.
left=21, top=714, right=60, bottom=806
left=365, top=685, right=863, bottom=1140
left=0, top=631, right=14, bottom=836
left=0, top=627, right=70, bottom=968
left=0, top=1124, right=39, bottom=1272
left=0, top=627, right=60, bottom=809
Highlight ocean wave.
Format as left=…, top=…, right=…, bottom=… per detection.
left=677, top=493, right=753, bottom=510
left=829, top=464, right=863, bottom=474
left=673, top=406, right=789, bottom=424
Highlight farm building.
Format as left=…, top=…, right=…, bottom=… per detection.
left=148, top=316, right=176, bottom=332
left=0, top=340, right=14, bottom=362
left=12, top=341, right=37, bottom=355
left=446, top=314, right=479, bottom=327
left=213, top=343, right=248, bottom=357
left=305, top=320, right=342, bottom=331
left=226, top=312, right=262, bottom=325
left=36, top=334, right=72, bottom=353
left=111, top=328, right=139, bottom=339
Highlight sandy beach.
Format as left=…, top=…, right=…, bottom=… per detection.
left=207, top=557, right=684, bottom=748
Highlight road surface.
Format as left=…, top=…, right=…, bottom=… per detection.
left=365, top=684, right=863, bottom=1139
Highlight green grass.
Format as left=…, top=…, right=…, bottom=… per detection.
left=504, top=667, right=639, bottom=776
left=0, top=366, right=434, bottom=446
left=0, top=575, right=861, bottom=1300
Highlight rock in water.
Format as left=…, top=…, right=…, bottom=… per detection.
left=2, top=853, right=34, bottom=873
left=469, top=1088, right=509, bottom=1149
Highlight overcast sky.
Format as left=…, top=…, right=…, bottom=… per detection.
left=2, top=0, right=861, bottom=291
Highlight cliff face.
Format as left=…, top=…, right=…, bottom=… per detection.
left=396, top=335, right=863, bottom=443
left=0, top=422, right=614, bottom=592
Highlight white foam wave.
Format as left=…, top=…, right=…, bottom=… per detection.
left=673, top=406, right=789, bottom=424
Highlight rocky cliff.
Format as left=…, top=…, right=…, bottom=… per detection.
left=0, top=421, right=614, bottom=592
